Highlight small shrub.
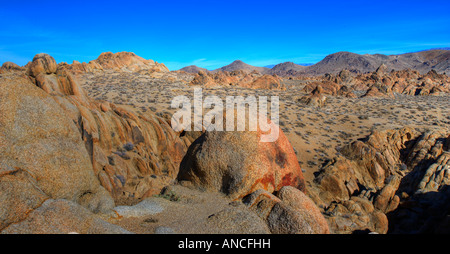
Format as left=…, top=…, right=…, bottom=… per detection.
left=123, top=142, right=135, bottom=151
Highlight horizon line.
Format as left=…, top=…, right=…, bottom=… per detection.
left=1, top=47, right=449, bottom=71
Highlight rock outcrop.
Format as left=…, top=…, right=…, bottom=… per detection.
left=178, top=124, right=306, bottom=199
left=299, top=85, right=328, bottom=107
left=189, top=70, right=285, bottom=90
left=308, top=127, right=450, bottom=233
left=1, top=54, right=190, bottom=207
left=250, top=74, right=285, bottom=90
left=299, top=80, right=356, bottom=105
left=31, top=54, right=188, bottom=205
left=0, top=53, right=194, bottom=233
left=243, top=187, right=330, bottom=234
left=1, top=199, right=130, bottom=234
left=0, top=72, right=114, bottom=231
left=27, top=53, right=58, bottom=76
left=362, top=85, right=394, bottom=98
left=65, top=52, right=169, bottom=74
left=1, top=62, right=23, bottom=72
left=352, top=67, right=450, bottom=96
left=386, top=131, right=450, bottom=233
left=177, top=121, right=330, bottom=234
left=303, top=66, right=450, bottom=98
left=302, top=80, right=356, bottom=98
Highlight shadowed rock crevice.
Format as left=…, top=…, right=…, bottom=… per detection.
left=387, top=184, right=450, bottom=234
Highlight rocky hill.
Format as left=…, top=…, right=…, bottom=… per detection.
left=1, top=61, right=23, bottom=72
left=189, top=70, right=285, bottom=90
left=64, top=52, right=169, bottom=74
left=268, top=62, right=307, bottom=76
left=304, top=51, right=384, bottom=75
left=213, top=60, right=270, bottom=74
left=178, top=65, right=209, bottom=73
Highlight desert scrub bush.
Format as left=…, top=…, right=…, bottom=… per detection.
left=155, top=189, right=180, bottom=202
left=307, top=160, right=318, bottom=166
left=358, top=115, right=369, bottom=120
left=123, top=142, right=135, bottom=151
left=143, top=217, right=159, bottom=223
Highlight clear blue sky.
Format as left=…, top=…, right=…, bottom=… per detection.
left=1, top=0, right=449, bottom=70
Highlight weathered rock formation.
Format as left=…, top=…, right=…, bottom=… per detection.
left=1, top=199, right=130, bottom=234
left=352, top=67, right=450, bottom=96
left=178, top=125, right=306, bottom=199
left=64, top=52, right=169, bottom=74
left=0, top=70, right=114, bottom=232
left=299, top=85, right=328, bottom=107
left=302, top=80, right=356, bottom=98
left=1, top=61, right=23, bottom=72
left=189, top=70, right=285, bottom=90
left=243, top=187, right=330, bottom=234
left=305, top=66, right=449, bottom=98
left=308, top=127, right=450, bottom=233
left=2, top=54, right=190, bottom=210
left=177, top=124, right=330, bottom=234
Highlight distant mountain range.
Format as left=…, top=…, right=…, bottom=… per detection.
left=179, top=60, right=270, bottom=74
left=406, top=47, right=450, bottom=53
left=302, top=49, right=450, bottom=75
left=178, top=48, right=450, bottom=76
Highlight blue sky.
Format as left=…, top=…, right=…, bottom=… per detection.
left=1, top=0, right=449, bottom=70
